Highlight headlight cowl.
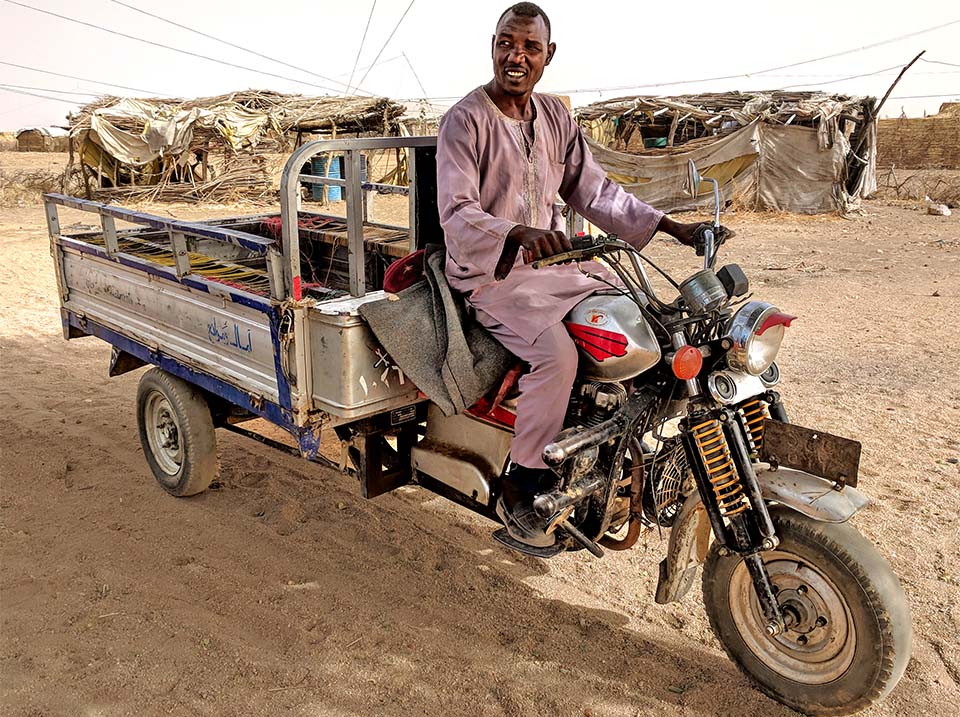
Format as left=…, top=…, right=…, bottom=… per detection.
left=725, top=301, right=794, bottom=376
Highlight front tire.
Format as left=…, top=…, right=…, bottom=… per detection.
left=136, top=368, right=218, bottom=496
left=702, top=508, right=911, bottom=716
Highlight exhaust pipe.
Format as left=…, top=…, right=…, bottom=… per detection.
left=541, top=415, right=624, bottom=466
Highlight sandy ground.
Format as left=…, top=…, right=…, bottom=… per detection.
left=1, top=153, right=959, bottom=717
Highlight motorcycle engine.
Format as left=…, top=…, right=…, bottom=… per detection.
left=573, top=381, right=628, bottom=427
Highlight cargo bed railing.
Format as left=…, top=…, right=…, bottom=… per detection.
left=279, top=136, right=438, bottom=300
left=42, top=193, right=286, bottom=300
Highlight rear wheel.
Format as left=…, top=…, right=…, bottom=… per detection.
left=702, top=509, right=911, bottom=716
left=136, top=368, right=217, bottom=496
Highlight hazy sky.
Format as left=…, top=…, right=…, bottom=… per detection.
left=1, top=0, right=958, bottom=131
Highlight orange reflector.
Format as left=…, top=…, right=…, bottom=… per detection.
left=673, top=345, right=703, bottom=380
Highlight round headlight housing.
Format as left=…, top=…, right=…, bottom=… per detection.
left=725, top=301, right=793, bottom=376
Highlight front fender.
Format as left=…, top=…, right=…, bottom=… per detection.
left=655, top=491, right=712, bottom=605
left=654, top=465, right=870, bottom=604
left=755, top=465, right=870, bottom=524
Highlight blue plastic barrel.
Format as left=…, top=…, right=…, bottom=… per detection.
left=310, top=155, right=342, bottom=202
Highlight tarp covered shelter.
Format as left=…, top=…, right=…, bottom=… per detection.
left=66, top=90, right=406, bottom=201
left=576, top=91, right=878, bottom=214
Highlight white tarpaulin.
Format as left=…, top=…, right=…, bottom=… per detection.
left=86, top=99, right=274, bottom=167
left=586, top=120, right=872, bottom=214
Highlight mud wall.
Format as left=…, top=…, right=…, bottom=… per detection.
left=877, top=113, right=960, bottom=169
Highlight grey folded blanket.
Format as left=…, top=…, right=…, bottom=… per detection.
left=359, top=246, right=515, bottom=416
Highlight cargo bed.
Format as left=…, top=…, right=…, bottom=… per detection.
left=46, top=137, right=441, bottom=464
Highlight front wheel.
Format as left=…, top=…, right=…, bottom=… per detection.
left=702, top=509, right=911, bottom=716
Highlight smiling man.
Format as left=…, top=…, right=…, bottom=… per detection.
left=437, top=2, right=707, bottom=550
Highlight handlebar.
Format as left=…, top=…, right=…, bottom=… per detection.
left=530, top=234, right=630, bottom=269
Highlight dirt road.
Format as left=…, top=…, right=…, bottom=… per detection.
left=1, top=176, right=958, bottom=715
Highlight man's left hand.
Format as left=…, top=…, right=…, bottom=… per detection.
left=657, top=216, right=734, bottom=248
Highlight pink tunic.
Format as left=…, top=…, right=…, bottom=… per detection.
left=437, top=87, right=664, bottom=344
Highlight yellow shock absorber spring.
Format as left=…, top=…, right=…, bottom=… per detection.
left=692, top=418, right=747, bottom=517
left=739, top=399, right=769, bottom=454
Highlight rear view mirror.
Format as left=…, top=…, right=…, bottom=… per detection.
left=685, top=159, right=702, bottom=199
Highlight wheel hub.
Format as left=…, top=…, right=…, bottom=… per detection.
left=143, top=391, right=184, bottom=476
left=729, top=550, right=856, bottom=684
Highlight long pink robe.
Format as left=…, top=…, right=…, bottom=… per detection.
left=437, top=87, right=664, bottom=344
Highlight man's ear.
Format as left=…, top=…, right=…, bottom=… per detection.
left=546, top=42, right=556, bottom=65
left=491, top=34, right=496, bottom=57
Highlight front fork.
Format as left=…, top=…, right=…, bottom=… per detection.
left=679, top=380, right=791, bottom=634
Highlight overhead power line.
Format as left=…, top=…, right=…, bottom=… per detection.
left=402, top=52, right=428, bottom=98
left=355, top=0, right=416, bottom=90
left=0, top=59, right=166, bottom=95
left=2, top=0, right=356, bottom=96
left=108, top=0, right=369, bottom=95
left=779, top=63, right=904, bottom=89
left=890, top=92, right=960, bottom=99
left=346, top=0, right=377, bottom=95
left=0, top=83, right=101, bottom=97
left=920, top=57, right=960, bottom=68
left=751, top=19, right=960, bottom=75
left=0, top=85, right=84, bottom=104
left=542, top=16, right=960, bottom=96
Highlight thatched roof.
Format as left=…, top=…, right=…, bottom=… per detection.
left=576, top=90, right=876, bottom=155
left=69, top=89, right=405, bottom=136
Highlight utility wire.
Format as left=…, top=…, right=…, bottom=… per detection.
left=0, top=83, right=101, bottom=97
left=542, top=17, right=960, bottom=96
left=920, top=57, right=960, bottom=68
left=355, top=0, right=416, bottom=90
left=889, top=92, right=960, bottom=99
left=402, top=52, right=428, bottom=98
left=751, top=19, right=960, bottom=75
left=0, top=85, right=84, bottom=103
left=108, top=0, right=370, bottom=95
left=346, top=0, right=377, bottom=95
left=336, top=54, right=403, bottom=80
left=2, top=0, right=353, bottom=95
left=0, top=59, right=166, bottom=95
left=779, top=63, right=904, bottom=89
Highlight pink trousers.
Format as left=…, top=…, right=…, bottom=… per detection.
left=475, top=313, right=578, bottom=469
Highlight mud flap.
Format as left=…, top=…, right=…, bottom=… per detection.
left=655, top=492, right=712, bottom=604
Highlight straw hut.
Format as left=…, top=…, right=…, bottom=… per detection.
left=576, top=91, right=878, bottom=214
left=16, top=127, right=52, bottom=152
left=65, top=90, right=406, bottom=201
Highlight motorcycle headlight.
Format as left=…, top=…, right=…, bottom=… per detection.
left=725, top=301, right=795, bottom=376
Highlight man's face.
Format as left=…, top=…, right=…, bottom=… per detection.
left=490, top=12, right=555, bottom=97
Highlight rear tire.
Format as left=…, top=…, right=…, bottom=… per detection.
left=136, top=368, right=217, bottom=496
left=702, top=508, right=911, bottom=716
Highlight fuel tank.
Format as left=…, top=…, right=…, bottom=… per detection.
left=564, top=294, right=662, bottom=382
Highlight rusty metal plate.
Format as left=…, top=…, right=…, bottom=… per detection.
left=759, top=419, right=861, bottom=487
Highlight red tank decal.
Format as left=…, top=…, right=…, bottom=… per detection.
left=564, top=322, right=629, bottom=361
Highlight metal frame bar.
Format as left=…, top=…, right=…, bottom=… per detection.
left=43, top=193, right=283, bottom=301
left=278, top=136, right=437, bottom=301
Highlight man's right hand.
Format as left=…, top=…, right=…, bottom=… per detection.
left=496, top=226, right=573, bottom=279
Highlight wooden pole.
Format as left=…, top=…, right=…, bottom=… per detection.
left=848, top=50, right=925, bottom=172
left=874, top=50, right=926, bottom=120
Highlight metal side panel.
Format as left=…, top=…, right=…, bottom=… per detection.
left=305, top=293, right=421, bottom=419
left=60, top=247, right=279, bottom=402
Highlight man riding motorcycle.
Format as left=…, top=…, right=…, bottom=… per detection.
left=436, top=2, right=720, bottom=549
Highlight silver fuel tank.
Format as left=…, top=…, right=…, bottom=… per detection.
left=564, top=294, right=662, bottom=382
